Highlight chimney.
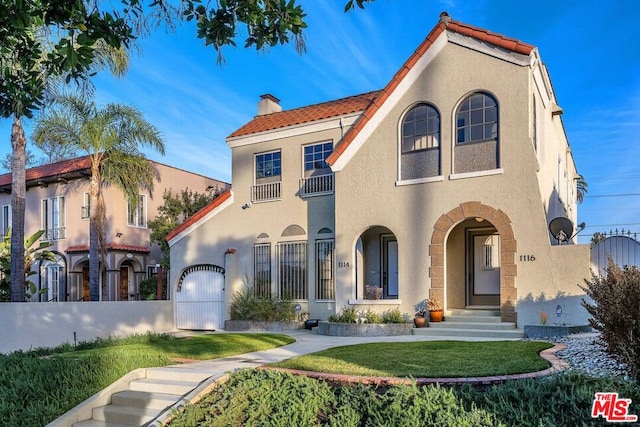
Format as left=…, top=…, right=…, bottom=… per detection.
left=258, top=94, right=282, bottom=116
left=439, top=11, right=451, bottom=25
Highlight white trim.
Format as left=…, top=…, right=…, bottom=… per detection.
left=331, top=33, right=448, bottom=172
left=395, top=176, right=444, bottom=186
left=167, top=191, right=235, bottom=246
left=348, top=299, right=402, bottom=305
left=447, top=32, right=531, bottom=66
left=227, top=114, right=360, bottom=148
left=449, top=168, right=504, bottom=180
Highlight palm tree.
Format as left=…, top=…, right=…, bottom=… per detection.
left=5, top=32, right=129, bottom=301
left=576, top=174, right=588, bottom=204
left=33, top=95, right=165, bottom=301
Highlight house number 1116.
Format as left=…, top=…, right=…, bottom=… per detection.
left=519, top=255, right=536, bottom=262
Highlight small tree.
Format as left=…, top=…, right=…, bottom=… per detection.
left=148, top=188, right=220, bottom=267
left=580, top=259, right=640, bottom=380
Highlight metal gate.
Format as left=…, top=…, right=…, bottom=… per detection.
left=591, top=232, right=640, bottom=275
left=175, top=264, right=225, bottom=330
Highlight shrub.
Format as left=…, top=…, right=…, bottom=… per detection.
left=229, top=280, right=295, bottom=321
left=328, top=306, right=359, bottom=323
left=580, top=259, right=640, bottom=381
left=139, top=278, right=167, bottom=300
left=362, top=308, right=382, bottom=324
left=382, top=307, right=409, bottom=323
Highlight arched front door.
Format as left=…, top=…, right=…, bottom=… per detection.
left=175, top=264, right=225, bottom=330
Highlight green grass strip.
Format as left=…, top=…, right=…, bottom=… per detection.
left=272, top=340, right=553, bottom=378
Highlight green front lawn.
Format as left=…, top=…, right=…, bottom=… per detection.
left=272, top=340, right=553, bottom=377
left=0, top=333, right=294, bottom=426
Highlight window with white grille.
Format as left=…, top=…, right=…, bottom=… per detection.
left=253, top=243, right=272, bottom=298
left=315, top=239, right=335, bottom=301
left=1, top=205, right=10, bottom=235
left=277, top=241, right=307, bottom=300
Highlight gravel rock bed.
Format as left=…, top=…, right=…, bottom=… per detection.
left=552, top=333, right=630, bottom=380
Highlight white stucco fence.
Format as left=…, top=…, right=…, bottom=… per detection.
left=0, top=301, right=175, bottom=354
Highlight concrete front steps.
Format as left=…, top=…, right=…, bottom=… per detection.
left=412, top=309, right=524, bottom=339
left=61, top=367, right=214, bottom=427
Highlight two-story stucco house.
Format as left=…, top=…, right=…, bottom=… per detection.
left=0, top=156, right=228, bottom=302
left=167, top=13, right=591, bottom=331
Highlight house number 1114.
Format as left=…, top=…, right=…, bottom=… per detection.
left=519, top=255, right=536, bottom=262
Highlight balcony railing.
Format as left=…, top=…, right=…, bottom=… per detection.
left=299, top=174, right=334, bottom=197
left=252, top=181, right=281, bottom=202
left=81, top=205, right=90, bottom=219
left=42, top=227, right=66, bottom=241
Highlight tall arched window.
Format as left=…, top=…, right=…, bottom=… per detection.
left=400, top=103, right=441, bottom=180
left=454, top=92, right=499, bottom=173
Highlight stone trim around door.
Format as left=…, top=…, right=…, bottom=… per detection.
left=429, top=201, right=517, bottom=323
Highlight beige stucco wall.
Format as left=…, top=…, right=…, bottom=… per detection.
left=170, top=128, right=340, bottom=320
left=0, top=301, right=174, bottom=354
left=333, top=41, right=590, bottom=325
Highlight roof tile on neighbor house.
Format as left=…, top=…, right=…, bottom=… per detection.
left=326, top=15, right=534, bottom=166
left=65, top=242, right=150, bottom=253
left=227, top=91, right=381, bottom=139
left=0, top=156, right=91, bottom=187
left=166, top=189, right=232, bottom=242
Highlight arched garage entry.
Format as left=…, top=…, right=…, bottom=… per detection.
left=175, top=264, right=225, bottom=330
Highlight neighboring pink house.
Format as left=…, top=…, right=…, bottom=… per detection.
left=0, top=156, right=228, bottom=301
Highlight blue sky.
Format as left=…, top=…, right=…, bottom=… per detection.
left=1, top=0, right=639, bottom=243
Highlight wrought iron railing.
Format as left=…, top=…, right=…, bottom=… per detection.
left=251, top=181, right=281, bottom=202
left=42, top=227, right=66, bottom=241
left=299, top=174, right=334, bottom=197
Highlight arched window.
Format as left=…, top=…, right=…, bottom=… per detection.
left=400, top=103, right=441, bottom=180
left=456, top=93, right=498, bottom=144
left=454, top=92, right=499, bottom=173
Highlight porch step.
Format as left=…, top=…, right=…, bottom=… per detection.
left=111, top=390, right=181, bottom=410
left=129, top=377, right=203, bottom=395
left=69, top=367, right=212, bottom=427
left=413, top=309, right=523, bottom=339
left=73, top=421, right=133, bottom=427
left=91, top=405, right=158, bottom=425
left=413, top=327, right=524, bottom=339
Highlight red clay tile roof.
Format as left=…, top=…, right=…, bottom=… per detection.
left=0, top=156, right=92, bottom=187
left=326, top=13, right=534, bottom=166
left=165, top=189, right=232, bottom=242
left=65, top=242, right=150, bottom=253
left=228, top=91, right=381, bottom=139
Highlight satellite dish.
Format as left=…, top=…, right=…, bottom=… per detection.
left=549, top=217, right=574, bottom=244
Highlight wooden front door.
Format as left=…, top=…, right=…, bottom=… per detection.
left=82, top=266, right=90, bottom=301
left=120, top=266, right=130, bottom=301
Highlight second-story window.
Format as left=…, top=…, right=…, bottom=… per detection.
left=301, top=142, right=334, bottom=197
left=304, top=142, right=332, bottom=172
left=81, top=192, right=90, bottom=220
left=400, top=103, right=441, bottom=180
left=255, top=151, right=281, bottom=180
left=42, top=196, right=65, bottom=240
left=127, top=194, right=147, bottom=228
left=253, top=150, right=282, bottom=202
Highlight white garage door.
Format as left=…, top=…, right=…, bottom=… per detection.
left=175, top=264, right=224, bottom=330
